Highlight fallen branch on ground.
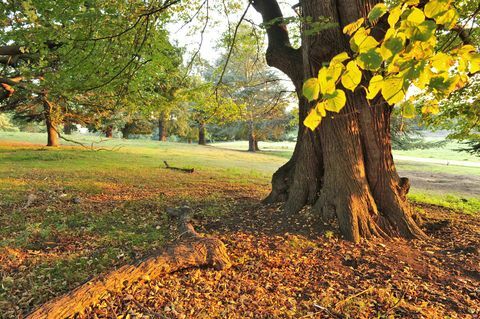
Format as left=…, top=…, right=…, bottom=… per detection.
left=27, top=206, right=230, bottom=319
left=164, top=160, right=195, bottom=173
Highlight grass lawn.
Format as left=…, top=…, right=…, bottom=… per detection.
left=0, top=132, right=479, bottom=318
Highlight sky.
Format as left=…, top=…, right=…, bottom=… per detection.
left=166, top=0, right=299, bottom=108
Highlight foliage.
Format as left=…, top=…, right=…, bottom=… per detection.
left=0, top=0, right=182, bottom=135
left=301, top=0, right=480, bottom=130
left=214, top=25, right=294, bottom=145
left=0, top=113, right=19, bottom=132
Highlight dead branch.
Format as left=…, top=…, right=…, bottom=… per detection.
left=164, top=160, right=195, bottom=173
left=27, top=206, right=230, bottom=319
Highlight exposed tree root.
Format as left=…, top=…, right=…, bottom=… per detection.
left=27, top=206, right=230, bottom=319
left=163, top=161, right=195, bottom=173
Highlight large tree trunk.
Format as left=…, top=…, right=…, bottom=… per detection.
left=42, top=98, right=59, bottom=147
left=198, top=122, right=206, bottom=145
left=253, top=0, right=426, bottom=242
left=158, top=114, right=167, bottom=141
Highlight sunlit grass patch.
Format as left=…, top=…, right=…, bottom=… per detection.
left=409, top=192, right=480, bottom=214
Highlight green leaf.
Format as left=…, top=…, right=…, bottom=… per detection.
left=402, top=101, right=416, bottom=118
left=409, top=20, right=436, bottom=42
left=380, top=36, right=404, bottom=60
left=368, top=3, right=387, bottom=22
left=302, top=78, right=320, bottom=102
left=357, top=49, right=383, bottom=70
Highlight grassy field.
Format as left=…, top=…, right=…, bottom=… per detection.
left=0, top=132, right=479, bottom=317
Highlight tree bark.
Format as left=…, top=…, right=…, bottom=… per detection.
left=42, top=98, right=59, bottom=147
left=198, top=122, right=206, bottom=145
left=105, top=126, right=113, bottom=138
left=248, top=120, right=259, bottom=152
left=158, top=114, right=167, bottom=141
left=253, top=0, right=426, bottom=241
left=121, top=124, right=131, bottom=139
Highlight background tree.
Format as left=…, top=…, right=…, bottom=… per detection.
left=217, top=25, right=294, bottom=152
left=0, top=0, right=180, bottom=146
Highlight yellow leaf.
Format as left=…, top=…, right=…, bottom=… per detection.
left=424, top=0, right=447, bottom=18
left=388, top=7, right=403, bottom=28
left=328, top=62, right=344, bottom=82
left=331, top=52, right=350, bottom=65
left=468, top=53, right=480, bottom=74
left=421, top=100, right=440, bottom=114
left=457, top=44, right=476, bottom=57
left=435, top=8, right=458, bottom=29
left=350, top=28, right=379, bottom=53
left=325, top=89, right=347, bottom=113
left=343, top=18, right=365, bottom=36
left=302, top=78, right=320, bottom=101
left=316, top=101, right=327, bottom=117
left=366, top=75, right=383, bottom=100
left=430, top=52, right=454, bottom=72
left=407, top=8, right=425, bottom=25
left=414, top=67, right=433, bottom=89
left=318, top=67, right=336, bottom=95
left=341, top=61, right=362, bottom=91
left=381, top=76, right=405, bottom=104
left=404, top=0, right=419, bottom=5
left=304, top=108, right=322, bottom=130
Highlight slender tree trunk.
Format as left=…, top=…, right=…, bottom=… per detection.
left=254, top=140, right=260, bottom=151
left=248, top=121, right=257, bottom=152
left=253, top=0, right=425, bottom=242
left=158, top=114, right=167, bottom=141
left=122, top=124, right=131, bottom=139
left=198, top=122, right=206, bottom=145
left=105, top=126, right=113, bottom=138
left=42, top=98, right=59, bottom=147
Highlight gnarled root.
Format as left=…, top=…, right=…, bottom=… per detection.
left=27, top=206, right=231, bottom=319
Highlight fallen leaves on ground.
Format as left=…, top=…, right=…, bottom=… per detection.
left=79, top=203, right=479, bottom=319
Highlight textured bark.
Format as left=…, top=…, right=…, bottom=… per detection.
left=158, top=114, right=167, bottom=141
left=27, top=207, right=231, bottom=318
left=198, top=122, right=206, bottom=145
left=252, top=0, right=318, bottom=205
left=42, top=98, right=59, bottom=147
left=254, top=0, right=426, bottom=241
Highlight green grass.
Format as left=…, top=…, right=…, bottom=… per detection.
left=409, top=192, right=480, bottom=214
left=394, top=139, right=480, bottom=162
